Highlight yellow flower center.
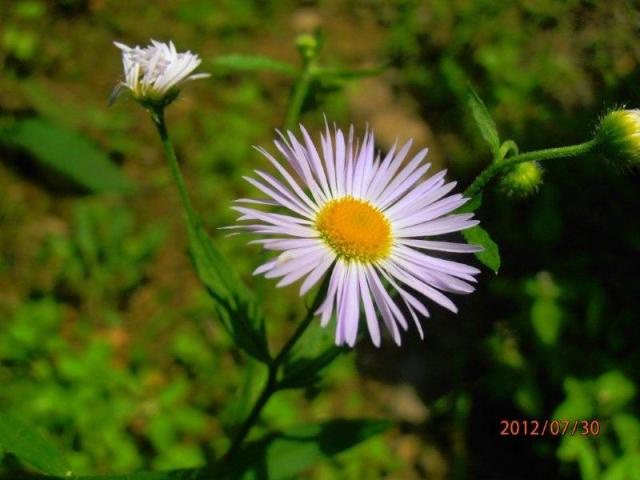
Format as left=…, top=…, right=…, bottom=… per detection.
left=316, top=196, right=392, bottom=262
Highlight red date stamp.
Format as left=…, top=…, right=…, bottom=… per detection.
left=499, top=419, right=601, bottom=437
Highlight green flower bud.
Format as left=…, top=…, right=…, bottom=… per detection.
left=295, top=33, right=319, bottom=63
left=499, top=161, right=543, bottom=197
left=594, top=109, right=640, bottom=167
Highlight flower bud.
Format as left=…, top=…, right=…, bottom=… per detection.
left=499, top=161, right=543, bottom=197
left=594, top=109, right=640, bottom=167
left=112, top=40, right=210, bottom=109
left=295, top=33, right=319, bottom=63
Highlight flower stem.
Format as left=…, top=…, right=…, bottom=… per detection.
left=151, top=108, right=197, bottom=222
left=224, top=269, right=333, bottom=461
left=284, top=60, right=317, bottom=131
left=464, top=139, right=597, bottom=198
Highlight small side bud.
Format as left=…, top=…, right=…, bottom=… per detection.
left=500, top=161, right=543, bottom=197
left=594, top=109, right=640, bottom=167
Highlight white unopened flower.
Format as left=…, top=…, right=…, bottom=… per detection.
left=112, top=39, right=209, bottom=106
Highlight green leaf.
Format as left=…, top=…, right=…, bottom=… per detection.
left=186, top=215, right=270, bottom=363
left=596, top=371, right=635, bottom=414
left=557, top=436, right=600, bottom=480
left=530, top=299, right=562, bottom=346
left=0, top=413, right=71, bottom=476
left=553, top=378, right=595, bottom=421
left=210, top=55, right=297, bottom=76
left=37, top=421, right=389, bottom=480
left=0, top=118, right=134, bottom=193
left=462, top=225, right=500, bottom=273
left=72, top=470, right=207, bottom=480
left=466, top=83, right=500, bottom=154
left=219, top=419, right=391, bottom=479
left=280, top=346, right=344, bottom=389
left=602, top=454, right=640, bottom=480
left=612, top=413, right=640, bottom=453
left=37, top=469, right=208, bottom=479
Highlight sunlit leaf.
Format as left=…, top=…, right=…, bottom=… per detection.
left=211, top=54, right=297, bottom=76
left=462, top=225, right=500, bottom=273
left=0, top=414, right=71, bottom=477
left=466, top=83, right=500, bottom=154
left=37, top=420, right=390, bottom=480
left=0, top=118, right=133, bottom=193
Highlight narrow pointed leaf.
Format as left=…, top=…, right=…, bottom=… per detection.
left=0, top=118, right=134, bottom=193
left=186, top=215, right=271, bottom=363
left=466, top=83, right=500, bottom=154
left=0, top=414, right=71, bottom=477
left=462, top=225, right=500, bottom=273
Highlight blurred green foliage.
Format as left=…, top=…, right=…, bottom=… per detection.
left=1, top=0, right=639, bottom=479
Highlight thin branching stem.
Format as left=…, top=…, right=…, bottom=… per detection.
left=464, top=140, right=597, bottom=199
left=224, top=268, right=333, bottom=461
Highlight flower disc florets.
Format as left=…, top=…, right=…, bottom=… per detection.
left=112, top=40, right=209, bottom=108
left=594, top=109, right=640, bottom=168
left=316, top=196, right=392, bottom=262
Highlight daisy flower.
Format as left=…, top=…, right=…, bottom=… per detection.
left=112, top=39, right=209, bottom=105
left=232, top=124, right=482, bottom=347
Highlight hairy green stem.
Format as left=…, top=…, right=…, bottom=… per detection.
left=464, top=139, right=597, bottom=199
left=151, top=108, right=197, bottom=222
left=284, top=61, right=317, bottom=131
left=224, top=270, right=332, bottom=461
